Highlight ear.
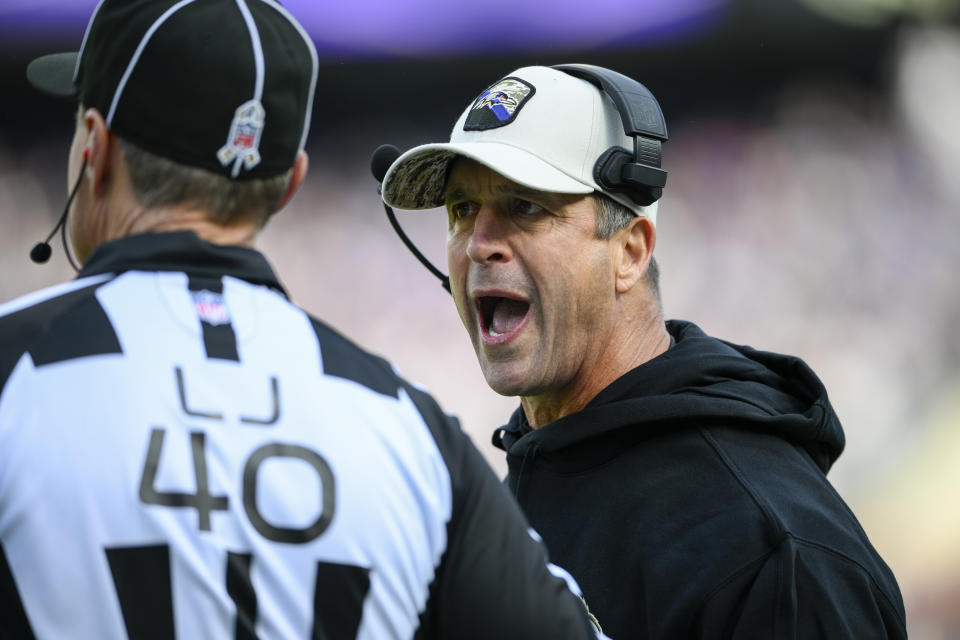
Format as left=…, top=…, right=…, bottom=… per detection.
left=614, top=215, right=657, bottom=295
left=275, top=150, right=309, bottom=211
left=81, top=108, right=112, bottom=196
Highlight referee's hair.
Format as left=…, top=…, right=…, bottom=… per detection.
left=118, top=137, right=294, bottom=228
left=591, top=191, right=661, bottom=305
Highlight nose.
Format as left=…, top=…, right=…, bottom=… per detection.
left=465, top=207, right=512, bottom=264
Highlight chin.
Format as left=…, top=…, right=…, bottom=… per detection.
left=480, top=364, right=533, bottom=398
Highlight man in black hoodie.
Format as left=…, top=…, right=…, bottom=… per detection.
left=380, top=64, right=907, bottom=638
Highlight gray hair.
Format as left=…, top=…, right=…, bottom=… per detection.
left=591, top=192, right=661, bottom=304
left=118, top=138, right=293, bottom=227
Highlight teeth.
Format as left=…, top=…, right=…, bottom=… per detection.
left=489, top=327, right=502, bottom=337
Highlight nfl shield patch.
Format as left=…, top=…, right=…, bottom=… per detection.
left=464, top=77, right=535, bottom=131
left=191, top=289, right=231, bottom=326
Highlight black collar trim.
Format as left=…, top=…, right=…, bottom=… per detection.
left=77, top=231, right=287, bottom=296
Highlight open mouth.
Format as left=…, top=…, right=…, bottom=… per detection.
left=476, top=295, right=531, bottom=342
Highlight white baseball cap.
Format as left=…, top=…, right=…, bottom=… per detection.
left=381, top=65, right=662, bottom=225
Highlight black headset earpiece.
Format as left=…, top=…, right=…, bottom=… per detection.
left=551, top=63, right=668, bottom=206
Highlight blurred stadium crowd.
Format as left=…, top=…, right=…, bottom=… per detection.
left=1, top=1, right=958, bottom=637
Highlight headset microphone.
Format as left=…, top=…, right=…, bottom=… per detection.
left=371, top=144, right=451, bottom=293
left=31, top=157, right=85, bottom=271
left=29, top=240, right=54, bottom=265
left=370, top=144, right=399, bottom=185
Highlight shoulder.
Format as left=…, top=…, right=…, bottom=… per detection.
left=694, top=426, right=905, bottom=626
left=0, top=274, right=116, bottom=393
left=305, top=314, right=403, bottom=399
left=701, top=426, right=879, bottom=556
left=614, top=424, right=897, bottom=580
left=697, top=531, right=906, bottom=638
left=303, top=315, right=464, bottom=451
left=644, top=425, right=905, bottom=635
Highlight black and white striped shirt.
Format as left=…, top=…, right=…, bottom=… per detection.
left=0, top=231, right=597, bottom=640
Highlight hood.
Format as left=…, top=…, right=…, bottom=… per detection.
left=493, top=319, right=845, bottom=474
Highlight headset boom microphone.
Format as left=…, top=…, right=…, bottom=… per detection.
left=370, top=144, right=451, bottom=293
left=31, top=157, right=85, bottom=271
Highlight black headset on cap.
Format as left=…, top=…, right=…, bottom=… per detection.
left=553, top=63, right=668, bottom=207
left=371, top=63, right=669, bottom=294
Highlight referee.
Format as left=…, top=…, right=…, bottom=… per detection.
left=0, top=1, right=601, bottom=638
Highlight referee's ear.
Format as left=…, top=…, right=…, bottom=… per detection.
left=81, top=108, right=111, bottom=198
left=275, top=150, right=309, bottom=213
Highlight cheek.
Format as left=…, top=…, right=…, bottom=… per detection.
left=67, top=132, right=84, bottom=190
left=541, top=253, right=611, bottom=331
left=446, top=241, right=472, bottom=327
left=451, top=288, right=472, bottom=330
left=69, top=195, right=104, bottom=263
left=68, top=203, right=89, bottom=245
left=446, top=236, right=470, bottom=283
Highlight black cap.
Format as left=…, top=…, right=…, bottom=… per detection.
left=26, top=0, right=318, bottom=180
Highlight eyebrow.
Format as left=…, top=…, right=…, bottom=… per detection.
left=444, top=186, right=469, bottom=203
left=444, top=182, right=571, bottom=209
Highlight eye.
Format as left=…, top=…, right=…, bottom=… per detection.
left=509, top=199, right=545, bottom=217
left=448, top=201, right=479, bottom=220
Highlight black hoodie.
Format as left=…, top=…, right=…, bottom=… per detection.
left=493, top=320, right=906, bottom=639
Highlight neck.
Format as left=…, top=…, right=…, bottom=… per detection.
left=76, top=203, right=260, bottom=265
left=520, top=307, right=671, bottom=429
left=124, top=208, right=259, bottom=247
